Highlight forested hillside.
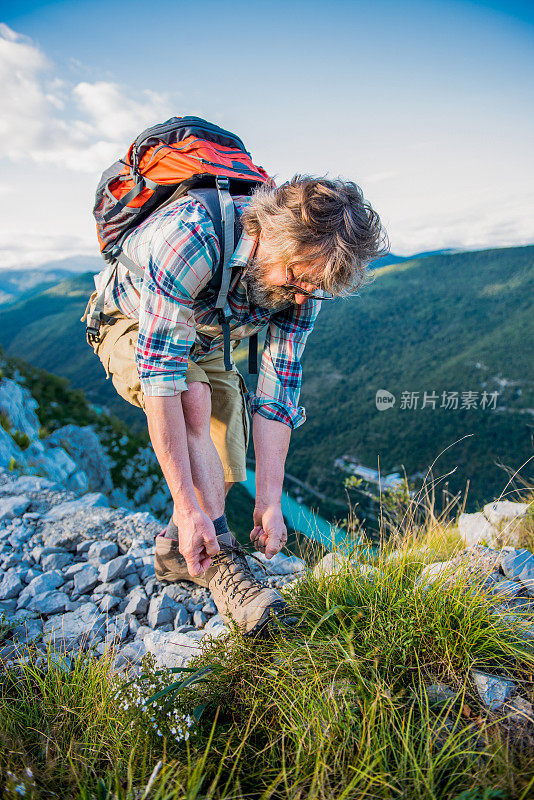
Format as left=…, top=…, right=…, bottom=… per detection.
left=284, top=245, right=534, bottom=512
left=1, top=244, right=532, bottom=515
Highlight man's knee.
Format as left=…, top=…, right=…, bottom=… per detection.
left=181, top=381, right=211, bottom=437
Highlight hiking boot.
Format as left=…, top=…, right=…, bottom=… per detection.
left=154, top=530, right=286, bottom=635
left=154, top=532, right=207, bottom=585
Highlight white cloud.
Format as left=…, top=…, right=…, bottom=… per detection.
left=0, top=229, right=98, bottom=269
left=0, top=24, right=173, bottom=174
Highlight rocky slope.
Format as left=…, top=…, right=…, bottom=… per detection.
left=0, top=469, right=303, bottom=674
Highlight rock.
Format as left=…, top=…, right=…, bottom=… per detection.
left=64, top=563, right=88, bottom=577
left=124, top=572, right=141, bottom=590
left=40, top=551, right=73, bottom=571
left=143, top=628, right=203, bottom=669
left=26, top=570, right=65, bottom=597
left=425, top=683, right=457, bottom=707
left=0, top=599, right=17, bottom=615
left=66, top=470, right=89, bottom=494
left=312, top=553, right=350, bottom=578
left=41, top=493, right=109, bottom=522
left=22, top=567, right=41, bottom=584
left=0, top=495, right=30, bottom=522
left=161, top=584, right=187, bottom=602
left=134, top=625, right=152, bottom=640
left=471, top=671, right=516, bottom=711
left=202, top=599, right=217, bottom=615
left=87, top=540, right=119, bottom=564
left=173, top=604, right=189, bottom=629
left=484, top=500, right=528, bottom=529
left=43, top=604, right=107, bottom=648
left=458, top=512, right=497, bottom=547
left=0, top=426, right=23, bottom=467
left=458, top=502, right=529, bottom=548
left=204, top=613, right=225, bottom=631
left=73, top=565, right=100, bottom=596
left=99, top=595, right=121, bottom=613
left=114, top=640, right=147, bottom=668
left=0, top=572, right=24, bottom=600
left=28, top=590, right=71, bottom=615
left=0, top=378, right=40, bottom=438
left=124, top=587, right=149, bottom=616
left=12, top=617, right=43, bottom=644
left=255, top=552, right=305, bottom=575
left=105, top=614, right=130, bottom=645
left=6, top=476, right=56, bottom=493
left=148, top=594, right=182, bottom=628
left=138, top=564, right=155, bottom=582
left=193, top=610, right=206, bottom=627
left=492, top=580, right=524, bottom=598
left=99, top=555, right=135, bottom=583
left=129, top=615, right=141, bottom=636
left=25, top=446, right=79, bottom=485
left=92, top=579, right=126, bottom=598
left=503, top=696, right=534, bottom=723
left=2, top=553, right=22, bottom=569
left=45, top=425, right=113, bottom=494
left=500, top=548, right=534, bottom=595
left=417, top=561, right=456, bottom=588
left=77, top=540, right=97, bottom=555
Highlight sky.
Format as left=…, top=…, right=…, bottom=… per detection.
left=0, top=0, right=533, bottom=268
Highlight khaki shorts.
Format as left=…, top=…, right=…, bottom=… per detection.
left=88, top=309, right=250, bottom=483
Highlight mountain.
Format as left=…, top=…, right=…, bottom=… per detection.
left=0, top=272, right=145, bottom=431
left=0, top=255, right=103, bottom=306
left=370, top=248, right=456, bottom=269
left=283, top=244, right=534, bottom=513
left=0, top=245, right=532, bottom=515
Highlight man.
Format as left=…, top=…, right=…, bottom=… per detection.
left=87, top=175, right=387, bottom=635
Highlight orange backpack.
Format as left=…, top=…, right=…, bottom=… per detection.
left=89, top=116, right=271, bottom=372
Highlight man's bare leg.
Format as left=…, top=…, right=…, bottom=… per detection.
left=180, top=381, right=226, bottom=521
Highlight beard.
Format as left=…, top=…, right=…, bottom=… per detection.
left=241, top=257, right=296, bottom=310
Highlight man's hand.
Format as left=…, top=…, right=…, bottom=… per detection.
left=250, top=502, right=287, bottom=558
left=175, top=509, right=220, bottom=577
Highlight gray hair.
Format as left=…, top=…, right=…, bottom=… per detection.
left=241, top=175, right=389, bottom=296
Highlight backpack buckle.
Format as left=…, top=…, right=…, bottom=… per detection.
left=216, top=176, right=230, bottom=190
left=86, top=326, right=100, bottom=344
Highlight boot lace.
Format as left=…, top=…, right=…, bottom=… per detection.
left=211, top=543, right=270, bottom=603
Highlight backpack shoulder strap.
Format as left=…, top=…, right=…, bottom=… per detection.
left=189, top=181, right=258, bottom=374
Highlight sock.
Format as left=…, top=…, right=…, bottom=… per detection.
left=165, top=514, right=235, bottom=545
left=212, top=514, right=238, bottom=546
left=212, top=514, right=229, bottom=537
left=164, top=518, right=180, bottom=540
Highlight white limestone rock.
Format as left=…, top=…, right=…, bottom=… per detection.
left=43, top=603, right=107, bottom=648
left=0, top=571, right=24, bottom=600
left=28, top=590, right=71, bottom=615
left=500, top=548, right=534, bottom=596
left=73, top=564, right=100, bottom=596
left=87, top=540, right=119, bottom=564
left=0, top=378, right=40, bottom=439
left=45, top=425, right=113, bottom=494
left=0, top=495, right=30, bottom=522
left=472, top=670, right=516, bottom=711
left=41, top=492, right=109, bottom=522
left=99, top=555, right=135, bottom=583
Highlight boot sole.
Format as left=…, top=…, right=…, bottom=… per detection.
left=154, top=568, right=208, bottom=588
left=244, top=600, right=288, bottom=638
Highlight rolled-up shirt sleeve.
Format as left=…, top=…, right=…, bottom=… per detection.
left=130, top=203, right=219, bottom=396
left=247, top=299, right=321, bottom=429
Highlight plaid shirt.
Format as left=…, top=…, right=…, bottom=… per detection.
left=94, top=195, right=321, bottom=429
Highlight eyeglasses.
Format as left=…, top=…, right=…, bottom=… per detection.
left=283, top=265, right=335, bottom=301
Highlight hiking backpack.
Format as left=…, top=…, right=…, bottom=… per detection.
left=88, top=116, right=272, bottom=373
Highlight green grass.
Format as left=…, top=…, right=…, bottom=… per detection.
left=2, top=485, right=534, bottom=799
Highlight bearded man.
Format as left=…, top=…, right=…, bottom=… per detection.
left=87, top=175, right=387, bottom=635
